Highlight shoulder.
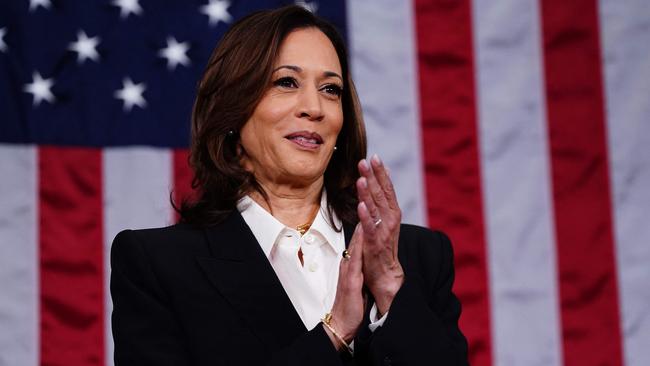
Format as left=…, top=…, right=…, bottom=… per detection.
left=111, top=223, right=208, bottom=269
left=113, top=223, right=203, bottom=246
left=398, top=224, right=450, bottom=243
left=112, top=223, right=204, bottom=251
left=398, top=223, right=453, bottom=257
left=397, top=224, right=455, bottom=286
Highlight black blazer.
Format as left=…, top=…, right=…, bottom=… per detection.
left=110, top=211, right=468, bottom=365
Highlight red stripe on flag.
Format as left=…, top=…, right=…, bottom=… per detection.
left=39, top=146, right=104, bottom=366
left=413, top=1, right=492, bottom=365
left=173, top=148, right=194, bottom=222
left=539, top=1, right=624, bottom=365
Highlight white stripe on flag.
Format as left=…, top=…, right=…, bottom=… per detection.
left=102, top=147, right=174, bottom=366
left=471, top=1, right=563, bottom=365
left=599, top=1, right=650, bottom=365
left=0, top=145, right=39, bottom=366
left=346, top=0, right=426, bottom=226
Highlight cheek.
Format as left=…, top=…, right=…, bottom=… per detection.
left=256, top=99, right=286, bottom=126
left=241, top=102, right=287, bottom=149
left=327, top=108, right=344, bottom=140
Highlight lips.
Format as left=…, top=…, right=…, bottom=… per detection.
left=285, top=131, right=323, bottom=149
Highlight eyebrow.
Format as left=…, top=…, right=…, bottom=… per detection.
left=273, top=65, right=343, bottom=82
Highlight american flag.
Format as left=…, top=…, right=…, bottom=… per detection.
left=1, top=0, right=648, bottom=365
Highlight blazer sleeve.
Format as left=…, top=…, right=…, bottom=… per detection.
left=111, top=230, right=192, bottom=365
left=361, top=229, right=469, bottom=366
left=111, top=230, right=347, bottom=366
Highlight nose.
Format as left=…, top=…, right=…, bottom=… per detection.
left=296, top=86, right=324, bottom=122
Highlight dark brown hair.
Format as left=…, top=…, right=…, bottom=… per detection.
left=176, top=5, right=367, bottom=227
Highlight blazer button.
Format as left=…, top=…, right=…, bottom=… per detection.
left=383, top=356, right=392, bottom=365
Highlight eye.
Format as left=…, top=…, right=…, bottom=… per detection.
left=273, top=76, right=298, bottom=89
left=321, top=84, right=343, bottom=97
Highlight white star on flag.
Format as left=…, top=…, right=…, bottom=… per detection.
left=68, top=30, right=101, bottom=64
left=114, top=78, right=147, bottom=112
left=112, top=0, right=143, bottom=18
left=200, top=0, right=232, bottom=26
left=0, top=28, right=7, bottom=52
left=158, top=37, right=191, bottom=70
left=295, top=1, right=318, bottom=13
left=23, top=71, right=55, bottom=106
left=29, top=0, right=51, bottom=12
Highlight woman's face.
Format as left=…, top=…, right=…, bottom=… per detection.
left=239, top=27, right=344, bottom=188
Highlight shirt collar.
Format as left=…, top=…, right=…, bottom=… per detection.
left=237, top=191, right=344, bottom=259
left=309, top=192, right=345, bottom=255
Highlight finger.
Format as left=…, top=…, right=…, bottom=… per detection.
left=357, top=201, right=378, bottom=242
left=339, top=224, right=363, bottom=293
left=358, top=159, right=390, bottom=212
left=370, top=154, right=400, bottom=211
left=342, top=224, right=361, bottom=267
left=348, top=224, right=364, bottom=274
left=356, top=177, right=381, bottom=224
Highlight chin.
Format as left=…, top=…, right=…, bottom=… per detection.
left=282, top=160, right=326, bottom=183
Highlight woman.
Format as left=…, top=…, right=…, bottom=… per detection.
left=111, top=5, right=468, bottom=365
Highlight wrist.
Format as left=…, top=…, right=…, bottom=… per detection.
left=371, top=276, right=404, bottom=315
left=322, top=313, right=354, bottom=355
left=323, top=323, right=344, bottom=352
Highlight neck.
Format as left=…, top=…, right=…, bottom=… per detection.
left=248, top=178, right=323, bottom=229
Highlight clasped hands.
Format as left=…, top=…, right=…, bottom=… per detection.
left=325, top=154, right=404, bottom=350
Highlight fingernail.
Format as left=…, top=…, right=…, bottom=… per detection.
left=371, top=154, right=382, bottom=166
left=386, top=167, right=391, bottom=177
left=359, top=201, right=367, bottom=212
left=360, top=159, right=370, bottom=171
left=360, top=177, right=367, bottom=188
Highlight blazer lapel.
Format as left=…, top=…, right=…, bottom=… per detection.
left=195, top=211, right=306, bottom=349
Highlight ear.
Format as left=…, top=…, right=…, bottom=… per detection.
left=236, top=143, right=254, bottom=173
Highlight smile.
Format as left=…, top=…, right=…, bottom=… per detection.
left=285, top=131, right=323, bottom=150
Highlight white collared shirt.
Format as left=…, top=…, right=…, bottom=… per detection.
left=237, top=192, right=387, bottom=333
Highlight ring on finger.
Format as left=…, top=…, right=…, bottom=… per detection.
left=342, top=249, right=351, bottom=260
left=373, top=218, right=382, bottom=227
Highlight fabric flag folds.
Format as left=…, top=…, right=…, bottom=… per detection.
left=1, top=1, right=648, bottom=365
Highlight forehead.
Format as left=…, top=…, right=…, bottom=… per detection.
left=274, top=28, right=342, bottom=74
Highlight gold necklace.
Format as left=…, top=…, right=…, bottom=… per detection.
left=296, top=204, right=320, bottom=236
left=296, top=222, right=311, bottom=236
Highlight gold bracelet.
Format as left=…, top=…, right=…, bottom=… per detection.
left=322, top=313, right=353, bottom=355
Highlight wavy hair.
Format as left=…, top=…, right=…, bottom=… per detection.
left=176, top=5, right=366, bottom=228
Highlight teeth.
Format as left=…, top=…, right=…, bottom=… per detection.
left=291, top=136, right=319, bottom=144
